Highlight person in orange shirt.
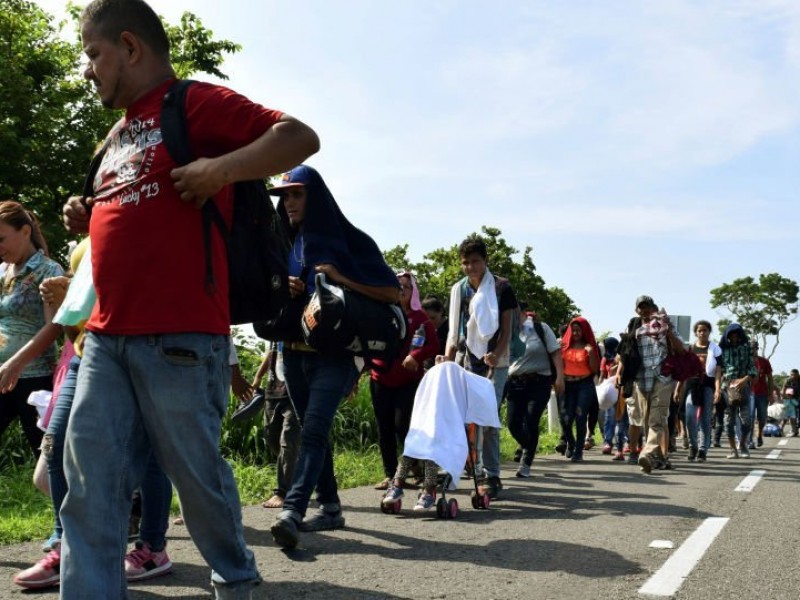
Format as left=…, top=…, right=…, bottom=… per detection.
left=559, top=317, right=600, bottom=462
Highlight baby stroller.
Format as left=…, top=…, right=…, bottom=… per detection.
left=379, top=361, right=500, bottom=519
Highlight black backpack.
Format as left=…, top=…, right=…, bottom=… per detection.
left=617, top=317, right=642, bottom=398
left=159, top=79, right=290, bottom=325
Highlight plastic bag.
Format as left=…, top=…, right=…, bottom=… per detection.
left=53, top=242, right=95, bottom=326
left=596, top=378, right=619, bottom=411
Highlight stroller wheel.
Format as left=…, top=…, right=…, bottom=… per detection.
left=481, top=493, right=490, bottom=509
left=380, top=501, right=390, bottom=514
left=391, top=499, right=402, bottom=514
left=447, top=498, right=459, bottom=519
left=436, top=497, right=447, bottom=518
left=471, top=494, right=480, bottom=509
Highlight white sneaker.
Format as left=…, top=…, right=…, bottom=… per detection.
left=516, top=462, right=531, bottom=478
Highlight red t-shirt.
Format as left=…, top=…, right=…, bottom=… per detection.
left=752, top=356, right=773, bottom=395
left=87, top=80, right=283, bottom=335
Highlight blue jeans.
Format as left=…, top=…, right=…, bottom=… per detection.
left=506, top=374, right=551, bottom=465
left=685, top=384, right=713, bottom=452
left=602, top=407, right=629, bottom=450
left=43, top=355, right=172, bottom=549
left=476, top=367, right=508, bottom=478
left=724, top=384, right=752, bottom=442
left=43, top=356, right=80, bottom=541
left=60, top=332, right=258, bottom=599
left=282, top=349, right=359, bottom=517
left=753, top=394, right=769, bottom=438
left=560, top=377, right=596, bottom=459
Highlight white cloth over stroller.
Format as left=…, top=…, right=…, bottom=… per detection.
left=403, top=362, right=501, bottom=489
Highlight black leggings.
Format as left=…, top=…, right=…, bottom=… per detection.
left=370, top=379, right=418, bottom=478
left=0, top=374, right=53, bottom=456
left=506, top=375, right=552, bottom=465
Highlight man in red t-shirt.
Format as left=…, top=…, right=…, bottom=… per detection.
left=59, top=2, right=319, bottom=599
left=750, top=341, right=776, bottom=447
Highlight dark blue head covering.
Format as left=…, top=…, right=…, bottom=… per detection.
left=720, top=323, right=748, bottom=349
left=603, top=336, right=619, bottom=361
left=271, top=165, right=398, bottom=288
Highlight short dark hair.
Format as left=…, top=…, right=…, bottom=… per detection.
left=693, top=320, right=712, bottom=333
left=82, top=0, right=169, bottom=58
left=421, top=296, right=444, bottom=313
left=458, top=235, right=487, bottom=260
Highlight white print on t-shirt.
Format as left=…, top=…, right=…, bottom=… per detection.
left=93, top=118, right=164, bottom=207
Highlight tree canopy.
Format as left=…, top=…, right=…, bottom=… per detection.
left=383, top=226, right=578, bottom=330
left=710, top=273, right=799, bottom=359
left=0, top=0, right=239, bottom=262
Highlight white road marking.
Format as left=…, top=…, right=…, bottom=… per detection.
left=766, top=449, right=782, bottom=459
left=777, top=439, right=788, bottom=446
left=649, top=540, right=675, bottom=549
left=639, top=517, right=729, bottom=597
left=734, top=470, right=766, bottom=492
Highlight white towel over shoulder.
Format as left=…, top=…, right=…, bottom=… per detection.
left=447, top=271, right=499, bottom=359
left=403, top=362, right=501, bottom=488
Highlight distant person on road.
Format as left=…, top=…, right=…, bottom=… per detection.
left=683, top=320, right=720, bottom=463
left=506, top=312, right=564, bottom=477
left=370, top=271, right=438, bottom=493
left=715, top=324, right=757, bottom=458
left=616, top=296, right=683, bottom=474
left=749, top=340, right=776, bottom=447
left=780, top=369, right=799, bottom=436
left=559, top=317, right=600, bottom=463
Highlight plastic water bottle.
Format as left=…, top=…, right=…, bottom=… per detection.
left=520, top=315, right=534, bottom=342
left=411, top=325, right=426, bottom=349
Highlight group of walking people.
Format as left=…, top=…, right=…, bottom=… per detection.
left=1, top=2, right=794, bottom=599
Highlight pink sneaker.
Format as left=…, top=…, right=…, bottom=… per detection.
left=125, top=541, right=172, bottom=582
left=13, top=550, right=61, bottom=589
left=601, top=443, right=613, bottom=455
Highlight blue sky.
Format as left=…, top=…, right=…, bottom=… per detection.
left=37, top=0, right=800, bottom=372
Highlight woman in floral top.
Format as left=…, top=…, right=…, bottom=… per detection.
left=0, top=201, right=64, bottom=454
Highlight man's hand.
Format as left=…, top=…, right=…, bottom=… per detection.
left=553, top=374, right=565, bottom=396
left=170, top=157, right=227, bottom=208
left=230, top=366, right=254, bottom=403
left=63, top=196, right=91, bottom=233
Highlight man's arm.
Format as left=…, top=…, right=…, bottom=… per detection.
left=484, top=308, right=513, bottom=368
left=171, top=114, right=320, bottom=206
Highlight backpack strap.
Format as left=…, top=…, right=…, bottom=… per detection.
left=79, top=136, right=113, bottom=216
left=160, top=79, right=229, bottom=295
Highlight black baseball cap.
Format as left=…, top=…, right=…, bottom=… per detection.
left=635, top=295, right=657, bottom=309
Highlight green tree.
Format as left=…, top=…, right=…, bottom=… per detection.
left=710, top=273, right=799, bottom=359
left=0, top=0, right=239, bottom=262
left=384, top=226, right=578, bottom=329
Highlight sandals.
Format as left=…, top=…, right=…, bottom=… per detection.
left=262, top=494, right=285, bottom=508
left=373, top=477, right=391, bottom=490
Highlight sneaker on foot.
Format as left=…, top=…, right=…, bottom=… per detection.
left=382, top=485, right=404, bottom=506
left=584, top=438, right=595, bottom=450
left=740, top=447, right=751, bottom=458
left=601, top=443, right=613, bottom=455
left=271, top=510, right=301, bottom=549
left=125, top=541, right=172, bottom=582
left=697, top=449, right=707, bottom=462
left=757, top=436, right=764, bottom=447
left=41, top=532, right=60, bottom=553
left=747, top=441, right=756, bottom=450
left=627, top=452, right=639, bottom=465
left=413, top=492, right=436, bottom=511
left=612, top=450, right=625, bottom=461
left=13, top=550, right=61, bottom=589
left=555, top=440, right=567, bottom=455
left=681, top=436, right=690, bottom=449
left=727, top=450, right=739, bottom=459
left=688, top=447, right=698, bottom=461
left=299, top=507, right=345, bottom=532
left=623, top=442, right=631, bottom=454
left=516, top=462, right=532, bottom=478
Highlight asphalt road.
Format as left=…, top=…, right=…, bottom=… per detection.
left=1, top=436, right=798, bottom=599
